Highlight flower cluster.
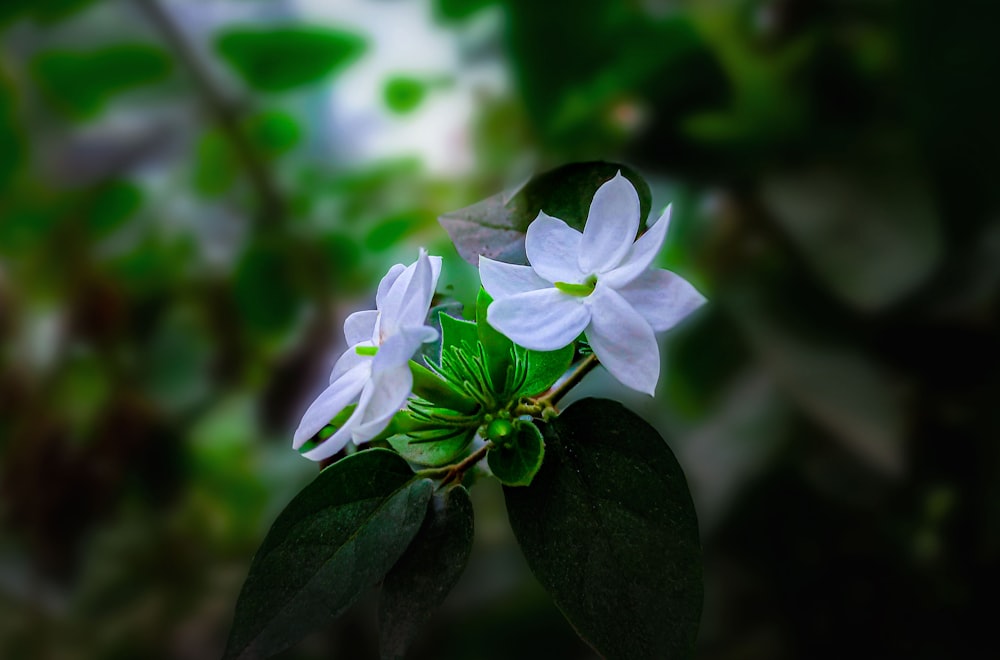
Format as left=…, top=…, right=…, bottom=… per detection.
left=293, top=173, right=705, bottom=460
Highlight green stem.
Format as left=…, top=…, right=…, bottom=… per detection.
left=418, top=441, right=493, bottom=486
left=537, top=354, right=599, bottom=407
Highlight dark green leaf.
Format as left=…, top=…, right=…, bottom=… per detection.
left=388, top=426, right=476, bottom=468
left=504, top=398, right=702, bottom=659
left=192, top=129, right=237, bottom=198
left=378, top=485, right=474, bottom=660
left=0, top=73, right=24, bottom=191
left=440, top=161, right=651, bottom=266
left=87, top=181, right=142, bottom=237
left=245, top=110, right=302, bottom=156
left=224, top=449, right=432, bottom=660
left=30, top=44, right=172, bottom=120
left=517, top=344, right=574, bottom=397
left=234, top=241, right=302, bottom=336
left=487, top=420, right=544, bottom=487
left=215, top=26, right=366, bottom=92
left=384, top=76, right=428, bottom=114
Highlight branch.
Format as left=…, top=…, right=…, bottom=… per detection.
left=134, top=0, right=285, bottom=225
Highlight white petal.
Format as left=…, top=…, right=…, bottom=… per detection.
left=299, top=398, right=368, bottom=461
left=479, top=257, right=550, bottom=299
left=525, top=211, right=586, bottom=284
left=353, top=364, right=413, bottom=442
left=585, top=286, right=659, bottom=396
left=343, top=309, right=378, bottom=345
left=329, top=342, right=373, bottom=383
left=617, top=268, right=706, bottom=332
left=373, top=325, right=437, bottom=374
left=601, top=204, right=672, bottom=288
left=487, top=287, right=590, bottom=351
left=375, top=263, right=406, bottom=309
left=579, top=171, right=641, bottom=273
left=380, top=250, right=438, bottom=336
left=293, top=363, right=369, bottom=449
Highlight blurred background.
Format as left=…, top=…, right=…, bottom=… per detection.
left=1, top=0, right=998, bottom=658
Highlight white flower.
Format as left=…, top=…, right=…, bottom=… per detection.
left=479, top=171, right=705, bottom=396
left=293, top=250, right=442, bottom=461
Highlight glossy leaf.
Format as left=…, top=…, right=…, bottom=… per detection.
left=216, top=27, right=366, bottom=92
left=516, top=344, right=574, bottom=397
left=440, top=162, right=651, bottom=266
left=487, top=420, right=544, bottom=487
left=439, top=312, right=479, bottom=355
left=378, top=485, right=475, bottom=659
left=476, top=288, right=515, bottom=392
left=409, top=361, right=479, bottom=414
left=224, top=449, right=432, bottom=660
left=504, top=398, right=702, bottom=659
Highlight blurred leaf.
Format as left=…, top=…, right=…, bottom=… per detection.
left=487, top=420, right=544, bottom=487
left=0, top=0, right=97, bottom=25
left=384, top=76, right=427, bottom=114
left=234, top=241, right=302, bottom=336
left=434, top=0, right=494, bottom=22
left=365, top=210, right=430, bottom=252
left=762, top=154, right=942, bottom=310
left=440, top=161, right=651, bottom=266
left=87, top=181, right=142, bottom=238
left=224, top=449, right=433, bottom=660
left=0, top=73, right=24, bottom=191
left=192, top=129, right=237, bottom=198
left=504, top=398, right=702, bottom=660
left=30, top=44, right=172, bottom=120
left=215, top=26, right=366, bottom=93
left=245, top=110, right=302, bottom=157
left=378, top=485, right=474, bottom=660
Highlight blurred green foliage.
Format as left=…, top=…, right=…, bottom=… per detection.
left=1, top=0, right=999, bottom=659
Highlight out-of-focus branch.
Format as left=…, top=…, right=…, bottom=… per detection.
left=134, top=0, right=285, bottom=225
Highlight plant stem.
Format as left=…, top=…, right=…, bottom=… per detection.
left=418, top=441, right=493, bottom=486
left=537, top=354, right=599, bottom=407
left=135, top=0, right=285, bottom=226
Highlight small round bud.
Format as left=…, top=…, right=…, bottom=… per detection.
left=486, top=418, right=515, bottom=444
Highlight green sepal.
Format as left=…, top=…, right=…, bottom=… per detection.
left=388, top=425, right=477, bottom=467
left=476, top=288, right=516, bottom=393
left=487, top=420, right=545, bottom=487
left=409, top=360, right=479, bottom=414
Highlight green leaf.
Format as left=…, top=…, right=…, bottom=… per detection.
left=192, top=129, right=237, bottom=198
left=30, top=44, right=172, bottom=120
left=517, top=344, right=575, bottom=397
left=245, top=109, right=302, bottom=156
left=215, top=26, right=366, bottom=92
left=388, top=426, right=476, bottom=468
left=476, top=288, right=515, bottom=392
left=440, top=162, right=652, bottom=266
left=378, top=485, right=474, bottom=660
left=86, top=181, right=143, bottom=237
left=224, top=449, right=433, bottom=660
left=384, top=76, right=428, bottom=114
left=504, top=398, right=702, bottom=659
left=233, top=240, right=302, bottom=336
left=487, top=420, right=545, bottom=487
left=439, top=311, right=478, bottom=354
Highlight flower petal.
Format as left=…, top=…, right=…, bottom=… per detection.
left=380, top=250, right=441, bottom=336
left=525, top=211, right=586, bottom=284
left=343, top=309, right=378, bottom=346
left=329, top=342, right=372, bottom=383
left=373, top=325, right=438, bottom=374
left=585, top=286, right=659, bottom=396
left=601, top=204, right=673, bottom=288
left=579, top=171, right=641, bottom=274
left=479, top=256, right=550, bottom=299
left=353, top=364, right=413, bottom=442
left=293, top=363, right=369, bottom=449
left=487, top=287, right=590, bottom=351
left=375, top=263, right=406, bottom=310
left=617, top=268, right=706, bottom=332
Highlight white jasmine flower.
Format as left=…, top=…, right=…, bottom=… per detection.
left=293, top=250, right=442, bottom=461
left=479, top=172, right=705, bottom=396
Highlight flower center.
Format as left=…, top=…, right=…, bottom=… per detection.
left=355, top=345, right=379, bottom=356
left=554, top=274, right=597, bottom=297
